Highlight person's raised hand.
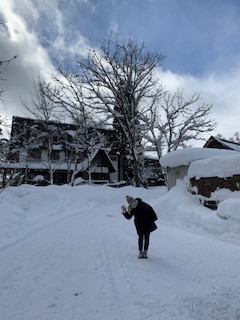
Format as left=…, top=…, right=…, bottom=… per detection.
left=121, top=205, right=127, bottom=213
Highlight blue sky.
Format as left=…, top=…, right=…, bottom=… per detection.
left=35, top=0, right=240, bottom=76
left=0, top=0, right=240, bottom=139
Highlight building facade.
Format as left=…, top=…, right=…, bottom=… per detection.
left=1, top=116, right=164, bottom=187
left=1, top=116, right=118, bottom=186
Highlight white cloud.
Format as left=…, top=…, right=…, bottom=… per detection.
left=52, top=32, right=90, bottom=62
left=0, top=0, right=89, bottom=122
left=0, top=1, right=57, bottom=114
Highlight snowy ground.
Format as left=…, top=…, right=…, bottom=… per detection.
left=1, top=184, right=240, bottom=320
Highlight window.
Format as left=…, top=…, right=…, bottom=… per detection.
left=53, top=171, right=67, bottom=185
left=28, top=149, right=41, bottom=160
left=52, top=134, right=60, bottom=143
left=78, top=151, right=84, bottom=162
left=65, top=150, right=73, bottom=161
left=92, top=173, right=109, bottom=180
left=51, top=150, right=60, bottom=160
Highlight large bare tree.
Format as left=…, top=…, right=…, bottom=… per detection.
left=77, top=35, right=164, bottom=186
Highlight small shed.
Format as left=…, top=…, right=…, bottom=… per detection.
left=160, top=148, right=239, bottom=190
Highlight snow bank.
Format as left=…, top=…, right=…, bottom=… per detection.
left=160, top=147, right=239, bottom=168
left=1, top=181, right=239, bottom=251
left=188, top=154, right=240, bottom=179
left=0, top=184, right=165, bottom=249
left=217, top=198, right=240, bottom=223
left=210, top=188, right=240, bottom=201
left=154, top=179, right=240, bottom=242
left=33, top=175, right=44, bottom=182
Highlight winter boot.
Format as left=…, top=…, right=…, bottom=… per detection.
left=142, top=250, right=148, bottom=259
left=138, top=251, right=143, bottom=259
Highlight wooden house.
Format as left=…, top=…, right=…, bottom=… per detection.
left=0, top=116, right=164, bottom=187
left=0, top=116, right=118, bottom=186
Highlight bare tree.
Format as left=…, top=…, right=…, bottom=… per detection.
left=76, top=35, right=164, bottom=186
left=230, top=132, right=240, bottom=144
left=20, top=78, right=69, bottom=184
left=0, top=21, right=17, bottom=125
left=21, top=76, right=56, bottom=121
left=145, top=88, right=216, bottom=156
left=44, top=68, right=106, bottom=185
left=0, top=52, right=17, bottom=136
left=0, top=22, right=17, bottom=187
left=50, top=68, right=93, bottom=123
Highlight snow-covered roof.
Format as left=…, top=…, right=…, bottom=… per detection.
left=144, top=152, right=159, bottom=160
left=66, top=130, right=76, bottom=137
left=160, top=148, right=239, bottom=168
left=76, top=148, right=99, bottom=172
left=213, top=136, right=240, bottom=152
left=188, top=154, right=240, bottom=179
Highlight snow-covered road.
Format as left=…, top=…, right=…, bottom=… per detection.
left=1, top=185, right=240, bottom=320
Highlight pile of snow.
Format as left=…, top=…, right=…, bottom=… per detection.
left=188, top=154, right=240, bottom=179
left=210, top=188, right=240, bottom=202
left=153, top=179, right=240, bottom=241
left=0, top=184, right=164, bottom=249
left=32, top=175, right=44, bottom=182
left=217, top=198, right=240, bottom=223
left=160, top=147, right=239, bottom=168
left=73, top=177, right=86, bottom=186
left=1, top=181, right=240, bottom=249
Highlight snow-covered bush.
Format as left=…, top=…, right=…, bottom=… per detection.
left=73, top=177, right=86, bottom=186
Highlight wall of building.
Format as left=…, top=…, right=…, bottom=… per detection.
left=19, top=149, right=27, bottom=162
left=166, top=165, right=189, bottom=190
left=109, top=155, right=119, bottom=182
left=190, top=175, right=240, bottom=198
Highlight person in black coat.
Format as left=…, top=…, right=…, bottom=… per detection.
left=121, top=195, right=158, bottom=259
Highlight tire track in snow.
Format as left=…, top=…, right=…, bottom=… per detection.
left=100, top=240, right=128, bottom=320
left=0, top=209, right=93, bottom=254
left=89, top=213, right=143, bottom=320
left=178, top=286, right=240, bottom=320
left=0, top=214, right=94, bottom=320
left=68, top=214, right=117, bottom=320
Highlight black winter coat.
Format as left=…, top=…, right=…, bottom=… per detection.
left=123, top=198, right=158, bottom=235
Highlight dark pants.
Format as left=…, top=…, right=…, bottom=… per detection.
left=138, top=233, right=150, bottom=251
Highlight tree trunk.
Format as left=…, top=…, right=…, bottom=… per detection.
left=133, top=162, right=141, bottom=187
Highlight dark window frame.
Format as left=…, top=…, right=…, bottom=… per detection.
left=28, top=149, right=41, bottom=160
left=51, top=150, right=60, bottom=161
